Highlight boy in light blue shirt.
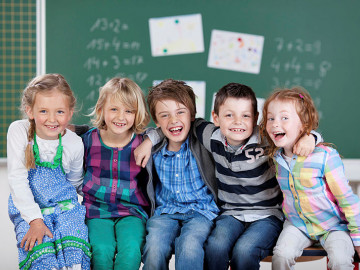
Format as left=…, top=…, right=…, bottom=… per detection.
left=137, top=79, right=218, bottom=270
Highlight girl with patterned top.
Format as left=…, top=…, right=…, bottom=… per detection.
left=81, top=77, right=150, bottom=270
left=260, top=86, right=360, bottom=270
left=7, top=74, right=91, bottom=270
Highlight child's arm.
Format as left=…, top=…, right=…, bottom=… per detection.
left=293, top=130, right=323, bottom=156
left=67, top=124, right=92, bottom=136
left=134, top=137, right=153, bottom=168
left=65, top=133, right=85, bottom=195
left=7, top=122, right=43, bottom=223
left=134, top=119, right=215, bottom=167
left=134, top=128, right=160, bottom=168
left=192, top=118, right=216, bottom=152
left=7, top=121, right=53, bottom=250
left=324, top=148, right=360, bottom=248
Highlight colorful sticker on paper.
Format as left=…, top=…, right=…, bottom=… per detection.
left=207, top=29, right=264, bottom=74
left=149, top=14, right=204, bottom=57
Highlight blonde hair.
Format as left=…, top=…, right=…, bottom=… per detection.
left=21, top=73, right=76, bottom=170
left=90, top=77, right=150, bottom=133
left=259, top=86, right=319, bottom=158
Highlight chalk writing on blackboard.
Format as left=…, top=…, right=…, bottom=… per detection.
left=90, top=18, right=129, bottom=33
left=270, top=38, right=332, bottom=90
left=269, top=37, right=332, bottom=119
left=83, top=18, right=148, bottom=104
left=86, top=38, right=140, bottom=51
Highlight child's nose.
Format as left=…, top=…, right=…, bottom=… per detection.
left=234, top=116, right=242, bottom=124
left=170, top=114, right=178, bottom=123
left=272, top=119, right=279, bottom=127
left=117, top=111, right=124, bottom=119
left=48, top=113, right=56, bottom=122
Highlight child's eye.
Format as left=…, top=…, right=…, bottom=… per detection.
left=40, top=110, right=46, bottom=113
left=178, top=110, right=185, bottom=115
left=57, top=110, right=65, bottom=114
left=111, top=108, right=117, bottom=111
left=281, top=117, right=288, bottom=120
left=160, top=114, right=168, bottom=118
left=126, top=110, right=134, bottom=114
left=243, top=114, right=250, bottom=118
left=267, top=117, right=274, bottom=121
left=225, top=114, right=232, bottom=117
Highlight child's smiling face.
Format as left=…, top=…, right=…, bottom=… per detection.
left=102, top=95, right=135, bottom=137
left=26, top=89, right=73, bottom=140
left=266, top=99, right=303, bottom=157
left=154, top=99, right=193, bottom=152
left=212, top=97, right=257, bottom=146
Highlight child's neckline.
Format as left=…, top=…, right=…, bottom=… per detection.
left=97, top=128, right=135, bottom=149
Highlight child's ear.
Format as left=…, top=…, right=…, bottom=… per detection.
left=25, top=106, right=34, bottom=119
left=212, top=111, right=220, bottom=126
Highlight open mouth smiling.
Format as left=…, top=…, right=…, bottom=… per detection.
left=274, top=131, right=285, bottom=139
left=113, top=122, right=126, bottom=127
left=230, top=128, right=245, bottom=132
left=169, top=126, right=183, bottom=134
left=45, top=125, right=59, bottom=129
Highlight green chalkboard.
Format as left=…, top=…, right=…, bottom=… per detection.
left=45, top=0, right=360, bottom=158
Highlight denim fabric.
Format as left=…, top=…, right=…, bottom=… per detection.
left=205, top=214, right=283, bottom=270
left=142, top=211, right=213, bottom=270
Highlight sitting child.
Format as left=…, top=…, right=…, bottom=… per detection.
left=260, top=86, right=360, bottom=270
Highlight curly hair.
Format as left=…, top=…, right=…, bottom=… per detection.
left=259, top=86, right=319, bottom=158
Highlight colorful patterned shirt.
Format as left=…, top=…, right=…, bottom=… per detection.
left=82, top=128, right=149, bottom=219
left=274, top=144, right=360, bottom=245
left=153, top=138, right=219, bottom=220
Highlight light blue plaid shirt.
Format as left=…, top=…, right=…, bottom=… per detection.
left=153, top=138, right=219, bottom=220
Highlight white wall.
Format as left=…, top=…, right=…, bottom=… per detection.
left=3, top=160, right=360, bottom=269
left=0, top=162, right=18, bottom=269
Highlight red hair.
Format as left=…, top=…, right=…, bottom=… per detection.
left=259, top=86, right=319, bottom=158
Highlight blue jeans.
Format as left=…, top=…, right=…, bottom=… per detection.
left=204, top=215, right=283, bottom=270
left=142, top=210, right=213, bottom=270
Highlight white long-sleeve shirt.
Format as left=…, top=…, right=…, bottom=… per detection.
left=7, top=119, right=84, bottom=224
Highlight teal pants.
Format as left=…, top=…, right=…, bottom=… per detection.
left=86, top=216, right=146, bottom=270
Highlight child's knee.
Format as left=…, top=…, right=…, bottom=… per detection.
left=327, top=252, right=354, bottom=270
left=326, top=240, right=355, bottom=269
left=273, top=245, right=300, bottom=265
left=92, top=242, right=116, bottom=260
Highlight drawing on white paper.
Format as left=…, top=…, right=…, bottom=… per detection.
left=207, top=29, right=264, bottom=74
left=153, top=80, right=206, bottom=118
left=149, top=14, right=204, bottom=57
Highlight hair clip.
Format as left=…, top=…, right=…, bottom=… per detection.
left=28, top=141, right=33, bottom=145
left=299, top=94, right=304, bottom=99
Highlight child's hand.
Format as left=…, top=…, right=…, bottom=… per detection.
left=134, top=138, right=153, bottom=168
left=293, top=134, right=315, bottom=157
left=21, top=218, right=53, bottom=251
left=355, top=246, right=360, bottom=257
